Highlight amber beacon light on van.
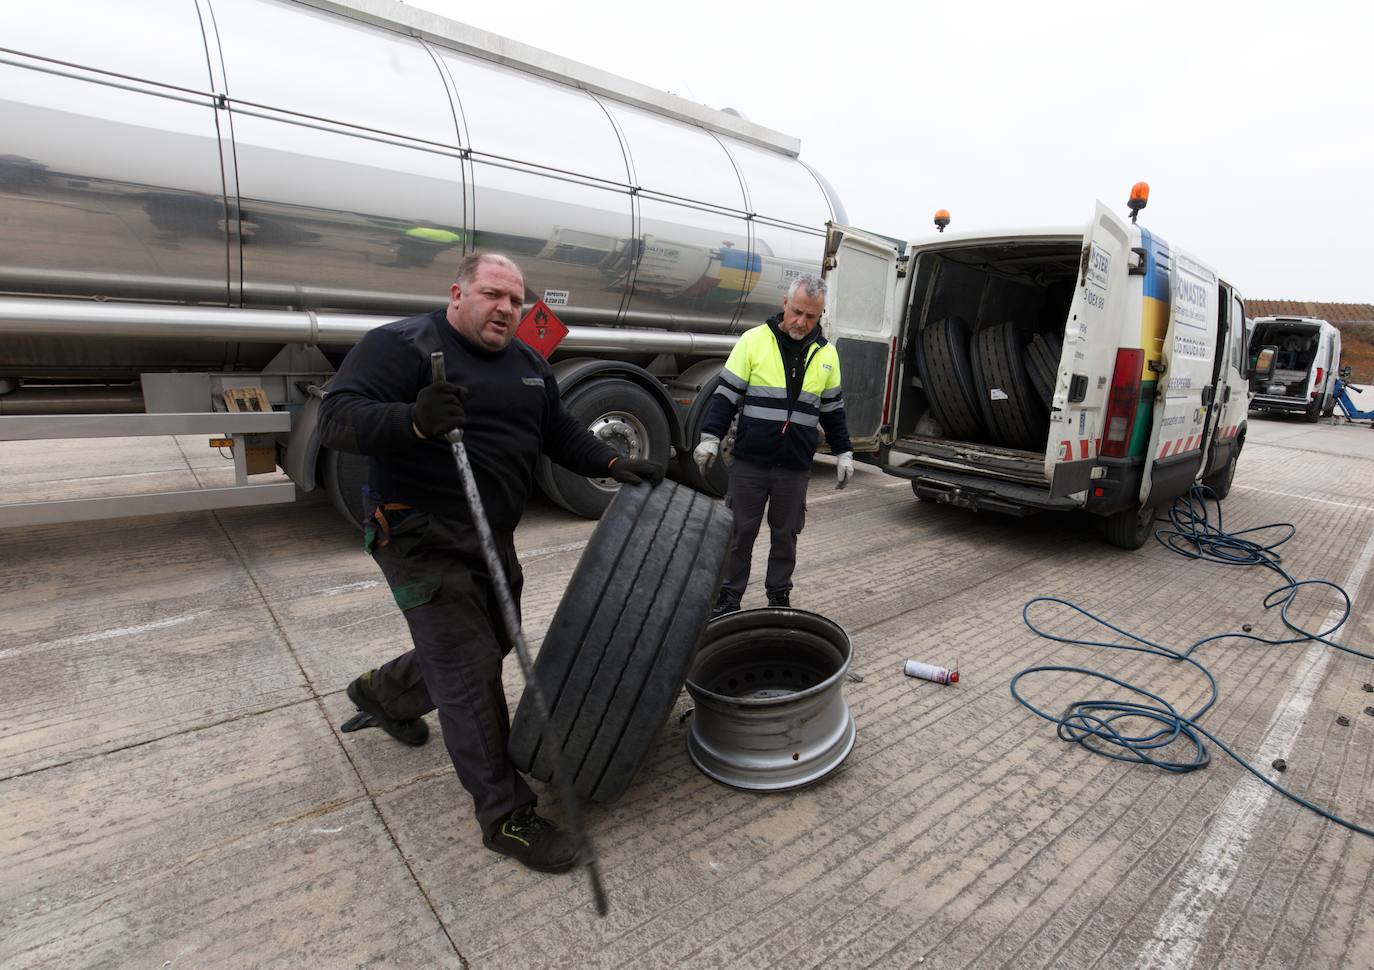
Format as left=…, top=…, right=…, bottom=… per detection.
left=1127, top=181, right=1150, bottom=223
left=933, top=209, right=951, bottom=233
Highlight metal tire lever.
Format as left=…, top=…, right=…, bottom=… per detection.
left=429, top=351, right=609, bottom=916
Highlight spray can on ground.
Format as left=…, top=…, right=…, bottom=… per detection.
left=903, top=659, right=958, bottom=685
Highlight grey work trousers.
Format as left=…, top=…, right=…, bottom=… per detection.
left=362, top=500, right=534, bottom=837
left=720, top=458, right=809, bottom=601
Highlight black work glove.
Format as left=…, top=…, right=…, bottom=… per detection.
left=412, top=380, right=468, bottom=440
left=607, top=456, right=665, bottom=486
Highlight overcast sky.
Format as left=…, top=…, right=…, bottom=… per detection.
left=407, top=0, right=1372, bottom=304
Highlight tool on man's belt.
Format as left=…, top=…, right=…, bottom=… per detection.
left=429, top=350, right=609, bottom=916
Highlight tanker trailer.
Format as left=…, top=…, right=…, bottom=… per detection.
left=0, top=0, right=847, bottom=527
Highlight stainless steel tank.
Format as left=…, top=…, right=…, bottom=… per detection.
left=0, top=0, right=846, bottom=381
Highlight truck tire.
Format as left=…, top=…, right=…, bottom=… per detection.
left=1026, top=331, right=1062, bottom=408
left=916, top=316, right=985, bottom=441
left=1304, top=397, right=1321, bottom=423
left=320, top=447, right=368, bottom=529
left=537, top=378, right=672, bottom=519
left=972, top=321, right=1048, bottom=451
left=1104, top=502, right=1156, bottom=550
left=508, top=480, right=733, bottom=802
left=673, top=372, right=731, bottom=497
left=1202, top=441, right=1240, bottom=499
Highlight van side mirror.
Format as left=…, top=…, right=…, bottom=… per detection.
left=1251, top=345, right=1277, bottom=382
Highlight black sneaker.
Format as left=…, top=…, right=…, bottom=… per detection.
left=343, top=673, right=429, bottom=747
left=711, top=592, right=741, bottom=619
left=766, top=590, right=791, bottom=608
left=483, top=806, right=580, bottom=873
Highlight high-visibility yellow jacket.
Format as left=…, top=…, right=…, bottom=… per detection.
left=703, top=314, right=852, bottom=469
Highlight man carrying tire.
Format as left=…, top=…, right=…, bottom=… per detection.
left=693, top=274, right=853, bottom=614
left=319, top=252, right=664, bottom=873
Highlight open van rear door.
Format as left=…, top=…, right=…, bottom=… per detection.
left=1140, top=248, right=1220, bottom=506
left=820, top=222, right=902, bottom=452
left=1047, top=202, right=1133, bottom=497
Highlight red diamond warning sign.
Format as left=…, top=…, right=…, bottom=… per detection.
left=516, top=299, right=568, bottom=359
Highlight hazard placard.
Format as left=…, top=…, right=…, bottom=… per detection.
left=516, top=299, right=568, bottom=359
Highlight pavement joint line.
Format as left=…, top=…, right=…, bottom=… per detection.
left=1232, top=483, right=1374, bottom=512
left=0, top=694, right=316, bottom=784
left=1135, top=520, right=1374, bottom=970
left=205, top=508, right=469, bottom=968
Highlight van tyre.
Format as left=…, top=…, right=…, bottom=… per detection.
left=1304, top=397, right=1321, bottom=423
left=972, top=321, right=1048, bottom=451
left=916, top=316, right=985, bottom=441
left=537, top=378, right=671, bottom=519
left=1202, top=442, right=1240, bottom=500
left=1105, top=503, right=1156, bottom=550
left=508, top=480, right=733, bottom=802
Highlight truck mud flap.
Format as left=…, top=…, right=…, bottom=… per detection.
left=1049, top=457, right=1095, bottom=499
left=1144, top=450, right=1204, bottom=508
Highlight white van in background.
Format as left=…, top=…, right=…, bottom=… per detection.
left=1249, top=316, right=1342, bottom=421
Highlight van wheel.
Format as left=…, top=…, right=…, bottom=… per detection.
left=1304, top=398, right=1321, bottom=423
left=508, top=481, right=734, bottom=802
left=1322, top=394, right=1336, bottom=418
left=1202, top=444, right=1240, bottom=500
left=538, top=378, right=671, bottom=519
left=1104, top=503, right=1155, bottom=550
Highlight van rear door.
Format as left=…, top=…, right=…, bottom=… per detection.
left=1046, top=202, right=1133, bottom=498
left=820, top=222, right=903, bottom=452
left=1140, top=249, right=1220, bottom=506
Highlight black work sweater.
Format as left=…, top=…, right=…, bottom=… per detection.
left=319, top=309, right=616, bottom=533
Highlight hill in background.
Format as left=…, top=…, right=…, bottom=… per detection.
left=1245, top=301, right=1374, bottom=382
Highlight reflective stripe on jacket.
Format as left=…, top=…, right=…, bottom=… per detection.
left=702, top=315, right=852, bottom=469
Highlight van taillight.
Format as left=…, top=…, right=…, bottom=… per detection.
left=1100, top=349, right=1145, bottom=459
left=1315, top=367, right=1323, bottom=392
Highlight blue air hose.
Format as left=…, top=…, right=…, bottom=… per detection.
left=1010, top=485, right=1374, bottom=837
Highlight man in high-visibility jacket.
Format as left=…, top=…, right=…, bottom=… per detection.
left=693, top=274, right=853, bottom=614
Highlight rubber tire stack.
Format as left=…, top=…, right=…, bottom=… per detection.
left=1025, top=331, right=1062, bottom=409
left=971, top=321, right=1048, bottom=451
left=916, top=316, right=985, bottom=441
left=508, top=479, right=733, bottom=802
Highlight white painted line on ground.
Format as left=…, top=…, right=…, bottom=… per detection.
left=1233, top=483, right=1374, bottom=513
left=0, top=611, right=210, bottom=661
left=317, top=580, right=382, bottom=597
left=1136, top=524, right=1374, bottom=970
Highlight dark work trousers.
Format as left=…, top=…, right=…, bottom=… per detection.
left=362, top=502, right=533, bottom=837
left=720, top=458, right=809, bottom=601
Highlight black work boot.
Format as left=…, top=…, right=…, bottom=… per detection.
left=766, top=590, right=791, bottom=608
left=343, top=672, right=429, bottom=747
left=483, top=806, right=580, bottom=873
left=711, top=591, right=741, bottom=619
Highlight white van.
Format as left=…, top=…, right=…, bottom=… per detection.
left=1248, top=316, right=1342, bottom=421
left=820, top=197, right=1254, bottom=549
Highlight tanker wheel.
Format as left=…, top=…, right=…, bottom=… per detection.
left=321, top=447, right=369, bottom=529
left=539, top=378, right=671, bottom=519
left=508, top=480, right=734, bottom=801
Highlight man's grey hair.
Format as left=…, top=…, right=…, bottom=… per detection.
left=786, top=274, right=828, bottom=302
left=455, top=251, right=522, bottom=288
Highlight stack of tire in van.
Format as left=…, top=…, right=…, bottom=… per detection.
left=916, top=316, right=1060, bottom=451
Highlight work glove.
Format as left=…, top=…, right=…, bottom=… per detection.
left=607, top=457, right=665, bottom=486
left=693, top=433, right=721, bottom=474
left=412, top=380, right=468, bottom=440
left=835, top=451, right=855, bottom=489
